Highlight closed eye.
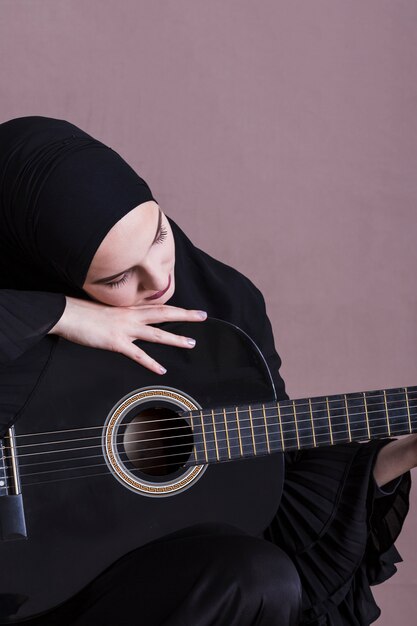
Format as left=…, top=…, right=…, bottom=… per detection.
left=106, top=225, right=168, bottom=288
left=153, top=225, right=168, bottom=245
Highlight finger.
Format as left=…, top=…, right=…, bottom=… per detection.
left=121, top=344, right=167, bottom=375
left=132, top=305, right=207, bottom=324
left=160, top=305, right=208, bottom=319
left=137, top=325, right=197, bottom=349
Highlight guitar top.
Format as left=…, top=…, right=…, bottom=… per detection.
left=0, top=318, right=283, bottom=622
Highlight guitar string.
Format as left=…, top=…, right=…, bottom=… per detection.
left=4, top=420, right=400, bottom=478
left=3, top=397, right=414, bottom=463
left=3, top=418, right=413, bottom=484
left=1, top=403, right=414, bottom=469
left=14, top=420, right=402, bottom=485
left=9, top=406, right=408, bottom=471
left=9, top=406, right=415, bottom=465
left=12, top=387, right=416, bottom=440
left=8, top=389, right=417, bottom=447
left=2, top=402, right=415, bottom=465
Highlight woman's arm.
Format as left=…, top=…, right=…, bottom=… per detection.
left=0, top=290, right=207, bottom=374
left=373, top=434, right=417, bottom=487
left=0, top=289, right=66, bottom=364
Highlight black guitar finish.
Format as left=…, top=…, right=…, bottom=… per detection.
left=0, top=318, right=283, bottom=622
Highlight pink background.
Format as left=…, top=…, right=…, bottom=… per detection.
left=1, top=1, right=417, bottom=622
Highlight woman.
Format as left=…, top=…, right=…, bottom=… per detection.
left=0, top=116, right=412, bottom=625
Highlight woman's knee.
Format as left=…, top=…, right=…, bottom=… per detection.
left=217, top=535, right=302, bottom=625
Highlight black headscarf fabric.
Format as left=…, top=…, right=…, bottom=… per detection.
left=0, top=116, right=156, bottom=292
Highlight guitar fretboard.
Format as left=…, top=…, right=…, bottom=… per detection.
left=183, top=386, right=417, bottom=466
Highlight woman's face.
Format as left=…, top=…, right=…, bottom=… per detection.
left=82, top=200, right=175, bottom=307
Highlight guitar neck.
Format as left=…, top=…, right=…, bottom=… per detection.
left=184, top=386, right=417, bottom=466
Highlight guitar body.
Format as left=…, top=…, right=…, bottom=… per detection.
left=0, top=318, right=284, bottom=622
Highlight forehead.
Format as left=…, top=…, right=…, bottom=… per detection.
left=89, top=200, right=159, bottom=271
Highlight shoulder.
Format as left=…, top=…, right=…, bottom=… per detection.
left=169, top=215, right=268, bottom=319
left=196, top=243, right=268, bottom=315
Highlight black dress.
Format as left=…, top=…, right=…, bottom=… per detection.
left=0, top=217, right=411, bottom=625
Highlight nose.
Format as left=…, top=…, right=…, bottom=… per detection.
left=138, top=260, right=168, bottom=294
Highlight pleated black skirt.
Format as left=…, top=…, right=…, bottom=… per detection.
left=264, top=439, right=411, bottom=624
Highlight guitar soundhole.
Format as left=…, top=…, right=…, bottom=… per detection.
left=122, top=408, right=193, bottom=477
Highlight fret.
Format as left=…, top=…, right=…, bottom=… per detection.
left=262, top=404, right=271, bottom=454
left=235, top=407, right=244, bottom=457
left=202, top=409, right=220, bottom=463
left=310, top=397, right=332, bottom=445
left=406, top=387, right=417, bottom=433
left=276, top=402, right=285, bottom=451
left=189, top=413, right=198, bottom=463
left=344, top=393, right=369, bottom=441
left=383, top=390, right=391, bottom=436
left=322, top=395, right=349, bottom=444
left=231, top=407, right=256, bottom=457
left=384, top=388, right=412, bottom=436
left=292, top=398, right=314, bottom=449
left=200, top=410, right=209, bottom=463
left=190, top=411, right=208, bottom=464
left=201, top=409, right=219, bottom=463
left=344, top=395, right=352, bottom=442
left=263, top=403, right=283, bottom=453
left=224, top=407, right=243, bottom=459
left=211, top=409, right=220, bottom=461
left=364, top=390, right=390, bottom=437
left=223, top=408, right=231, bottom=459
left=363, top=392, right=371, bottom=439
left=405, top=388, right=412, bottom=434
left=292, top=401, right=301, bottom=450
left=212, top=408, right=229, bottom=462
left=308, top=399, right=317, bottom=447
left=278, top=400, right=301, bottom=451
left=325, top=397, right=334, bottom=445
left=239, top=406, right=258, bottom=457
left=249, top=405, right=269, bottom=455
left=248, top=405, right=257, bottom=456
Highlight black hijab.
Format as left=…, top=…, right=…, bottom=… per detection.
left=0, top=115, right=287, bottom=433
left=0, top=115, right=156, bottom=294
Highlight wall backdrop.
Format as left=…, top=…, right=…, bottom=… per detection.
left=1, top=1, right=417, bottom=622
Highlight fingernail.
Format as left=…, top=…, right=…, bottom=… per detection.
left=198, top=311, right=207, bottom=319
left=159, top=366, right=167, bottom=374
left=187, top=338, right=196, bottom=347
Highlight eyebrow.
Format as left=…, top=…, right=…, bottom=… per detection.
left=92, top=207, right=163, bottom=284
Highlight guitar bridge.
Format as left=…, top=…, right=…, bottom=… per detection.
left=0, top=426, right=27, bottom=541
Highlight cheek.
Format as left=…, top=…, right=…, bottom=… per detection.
left=99, top=293, right=130, bottom=306
left=83, top=234, right=175, bottom=306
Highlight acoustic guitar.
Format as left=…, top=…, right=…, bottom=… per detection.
left=0, top=317, right=415, bottom=622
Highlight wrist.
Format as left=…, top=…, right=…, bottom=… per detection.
left=47, top=295, right=71, bottom=336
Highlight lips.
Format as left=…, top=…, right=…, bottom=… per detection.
left=145, top=274, right=171, bottom=301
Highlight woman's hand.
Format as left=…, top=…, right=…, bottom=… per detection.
left=47, top=295, right=207, bottom=375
